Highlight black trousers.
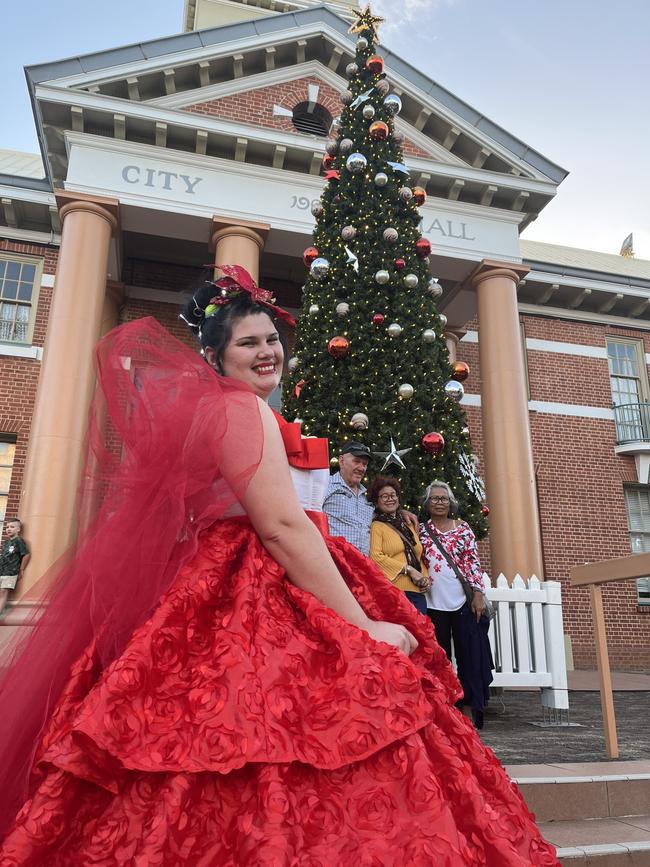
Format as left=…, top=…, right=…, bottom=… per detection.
left=427, top=606, right=465, bottom=663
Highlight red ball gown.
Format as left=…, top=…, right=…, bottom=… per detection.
left=0, top=319, right=558, bottom=866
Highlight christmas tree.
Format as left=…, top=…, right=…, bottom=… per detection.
left=284, top=5, right=488, bottom=535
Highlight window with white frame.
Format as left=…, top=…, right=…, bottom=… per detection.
left=0, top=255, right=42, bottom=344
left=0, top=437, right=17, bottom=534
left=607, top=338, right=650, bottom=442
left=623, top=486, right=650, bottom=605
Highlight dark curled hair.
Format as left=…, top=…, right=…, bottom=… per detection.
left=366, top=476, right=402, bottom=506
left=180, top=280, right=278, bottom=372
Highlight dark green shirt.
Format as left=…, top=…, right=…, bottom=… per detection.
left=0, top=535, right=29, bottom=576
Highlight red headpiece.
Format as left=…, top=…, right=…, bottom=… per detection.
left=204, top=264, right=295, bottom=327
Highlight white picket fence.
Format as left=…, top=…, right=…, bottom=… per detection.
left=484, top=574, right=569, bottom=711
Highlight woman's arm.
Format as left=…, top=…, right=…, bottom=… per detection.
left=370, top=524, right=407, bottom=582
left=223, top=400, right=417, bottom=654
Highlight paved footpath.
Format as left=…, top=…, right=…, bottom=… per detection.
left=481, top=674, right=650, bottom=765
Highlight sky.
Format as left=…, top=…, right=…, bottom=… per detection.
left=2, top=0, right=649, bottom=258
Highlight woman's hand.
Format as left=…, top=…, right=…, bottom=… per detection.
left=405, top=566, right=431, bottom=591
left=366, top=620, right=418, bottom=656
left=471, top=590, right=486, bottom=622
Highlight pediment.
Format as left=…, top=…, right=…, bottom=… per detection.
left=164, top=67, right=465, bottom=167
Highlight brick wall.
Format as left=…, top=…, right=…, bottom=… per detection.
left=456, top=312, right=650, bottom=669
left=0, top=240, right=58, bottom=521
left=185, top=75, right=432, bottom=158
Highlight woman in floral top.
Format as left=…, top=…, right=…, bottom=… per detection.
left=419, top=480, right=493, bottom=728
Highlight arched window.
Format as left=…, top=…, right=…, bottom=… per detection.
left=291, top=101, right=332, bottom=137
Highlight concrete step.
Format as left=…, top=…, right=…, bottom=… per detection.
left=507, top=762, right=650, bottom=864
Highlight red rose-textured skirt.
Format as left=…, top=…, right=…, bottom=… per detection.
left=1, top=517, right=558, bottom=866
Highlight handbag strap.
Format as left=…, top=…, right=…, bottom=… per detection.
left=422, top=522, right=471, bottom=587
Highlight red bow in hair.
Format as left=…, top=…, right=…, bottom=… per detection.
left=205, top=264, right=296, bottom=327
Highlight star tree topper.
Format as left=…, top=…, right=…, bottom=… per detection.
left=374, top=436, right=413, bottom=472
left=348, top=4, right=385, bottom=42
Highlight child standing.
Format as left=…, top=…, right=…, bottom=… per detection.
left=0, top=519, right=30, bottom=615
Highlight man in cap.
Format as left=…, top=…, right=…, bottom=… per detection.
left=323, top=442, right=375, bottom=555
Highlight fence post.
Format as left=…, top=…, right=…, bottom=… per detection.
left=540, top=580, right=569, bottom=710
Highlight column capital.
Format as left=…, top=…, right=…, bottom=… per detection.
left=55, top=190, right=120, bottom=236
left=469, top=259, right=529, bottom=291
left=209, top=216, right=270, bottom=254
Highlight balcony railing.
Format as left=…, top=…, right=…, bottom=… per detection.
left=613, top=401, right=650, bottom=445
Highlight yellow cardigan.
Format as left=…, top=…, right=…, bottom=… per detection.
left=369, top=520, right=428, bottom=594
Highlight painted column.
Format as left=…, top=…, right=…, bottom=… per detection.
left=19, top=192, right=119, bottom=592
left=210, top=216, right=270, bottom=284
left=471, top=260, right=544, bottom=582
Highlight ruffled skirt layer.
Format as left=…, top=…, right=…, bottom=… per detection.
left=1, top=518, right=558, bottom=866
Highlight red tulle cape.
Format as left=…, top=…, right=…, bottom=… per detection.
left=0, top=318, right=263, bottom=836
left=1, top=518, right=558, bottom=866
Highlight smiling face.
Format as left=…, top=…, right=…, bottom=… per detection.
left=338, top=453, right=369, bottom=489
left=206, top=312, right=283, bottom=400
left=376, top=485, right=400, bottom=516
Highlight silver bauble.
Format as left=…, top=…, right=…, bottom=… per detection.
left=398, top=383, right=414, bottom=399
left=336, top=302, right=350, bottom=317
left=311, top=201, right=323, bottom=217
left=403, top=273, right=419, bottom=288
left=326, top=140, right=338, bottom=155
left=375, top=269, right=390, bottom=285
left=339, top=138, right=354, bottom=154
left=427, top=278, right=443, bottom=299
left=346, top=62, right=359, bottom=77
left=438, top=313, right=448, bottom=328
left=422, top=328, right=436, bottom=343
left=362, top=104, right=376, bottom=120
left=356, top=36, right=368, bottom=50
left=444, top=380, right=465, bottom=402
left=387, top=322, right=403, bottom=337
left=340, top=90, right=353, bottom=105
left=374, top=172, right=388, bottom=187
left=383, top=93, right=402, bottom=115
left=350, top=412, right=369, bottom=430
left=376, top=79, right=390, bottom=95
left=341, top=225, right=356, bottom=241
left=382, top=227, right=398, bottom=244
left=309, top=304, right=320, bottom=314
left=346, top=152, right=367, bottom=173
left=288, top=356, right=299, bottom=372
left=310, top=257, right=330, bottom=279
left=398, top=186, right=413, bottom=201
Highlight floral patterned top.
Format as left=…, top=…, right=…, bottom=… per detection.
left=419, top=520, right=485, bottom=593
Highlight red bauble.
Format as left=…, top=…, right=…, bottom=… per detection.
left=372, top=313, right=385, bottom=325
left=481, top=505, right=490, bottom=517
left=421, top=431, right=445, bottom=454
left=322, top=154, right=335, bottom=170
left=368, top=120, right=389, bottom=141
left=328, top=336, right=350, bottom=358
left=452, top=361, right=470, bottom=382
left=412, top=186, right=427, bottom=206
left=302, top=246, right=319, bottom=267
left=394, top=258, right=406, bottom=270
left=415, top=237, right=432, bottom=258
left=366, top=55, right=384, bottom=75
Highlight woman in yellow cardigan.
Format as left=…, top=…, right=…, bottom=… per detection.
left=368, top=476, right=431, bottom=615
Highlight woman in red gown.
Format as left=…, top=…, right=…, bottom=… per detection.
left=0, top=268, right=558, bottom=865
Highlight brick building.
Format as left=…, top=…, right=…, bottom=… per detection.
left=1, top=0, right=649, bottom=668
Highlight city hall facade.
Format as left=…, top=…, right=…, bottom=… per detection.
left=1, top=0, right=650, bottom=668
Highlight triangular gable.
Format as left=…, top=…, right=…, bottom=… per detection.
left=179, top=73, right=452, bottom=163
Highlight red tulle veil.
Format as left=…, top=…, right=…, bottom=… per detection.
left=0, top=317, right=263, bottom=837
